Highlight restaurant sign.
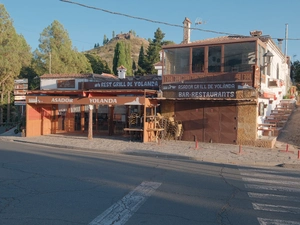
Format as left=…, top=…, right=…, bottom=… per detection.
left=81, top=78, right=161, bottom=90
left=27, top=96, right=146, bottom=105
left=162, top=82, right=238, bottom=99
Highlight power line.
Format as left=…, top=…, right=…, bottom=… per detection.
left=60, top=0, right=300, bottom=41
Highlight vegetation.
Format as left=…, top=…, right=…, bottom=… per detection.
left=0, top=3, right=173, bottom=124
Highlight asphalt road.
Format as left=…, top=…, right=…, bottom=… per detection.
left=1, top=141, right=299, bottom=225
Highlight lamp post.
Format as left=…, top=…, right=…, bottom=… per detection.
left=259, top=50, right=274, bottom=95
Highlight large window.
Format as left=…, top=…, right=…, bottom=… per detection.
left=208, top=46, right=221, bottom=72
left=192, top=47, right=204, bottom=73
left=224, top=42, right=256, bottom=72
left=164, top=48, right=190, bottom=74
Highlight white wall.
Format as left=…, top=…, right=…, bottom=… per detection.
left=40, top=78, right=90, bottom=90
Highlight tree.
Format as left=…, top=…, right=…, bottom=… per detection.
left=112, top=31, right=115, bottom=39
left=112, top=42, right=126, bottom=75
left=144, top=28, right=165, bottom=74
left=33, top=20, right=92, bottom=75
left=85, top=53, right=112, bottom=74
left=136, top=45, right=146, bottom=75
left=0, top=4, right=32, bottom=123
left=124, top=42, right=132, bottom=75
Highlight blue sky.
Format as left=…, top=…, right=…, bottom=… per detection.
left=1, top=0, right=300, bottom=61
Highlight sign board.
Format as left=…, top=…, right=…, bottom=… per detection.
left=14, top=78, right=28, bottom=84
left=14, top=101, right=26, bottom=106
left=14, top=84, right=28, bottom=90
left=14, top=96, right=26, bottom=101
left=14, top=90, right=27, bottom=95
left=81, top=77, right=161, bottom=90
left=162, top=82, right=238, bottom=99
left=57, top=79, right=75, bottom=88
left=26, top=96, right=147, bottom=105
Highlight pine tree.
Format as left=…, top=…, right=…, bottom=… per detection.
left=112, top=31, right=115, bottom=39
left=124, top=42, right=132, bottom=75
left=0, top=4, right=32, bottom=123
left=85, top=53, right=112, bottom=74
left=112, top=42, right=126, bottom=75
left=103, top=35, right=108, bottom=45
left=144, top=28, right=165, bottom=75
left=33, top=20, right=92, bottom=75
left=136, top=45, right=146, bottom=75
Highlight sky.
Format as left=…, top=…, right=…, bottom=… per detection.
left=1, top=0, right=300, bottom=61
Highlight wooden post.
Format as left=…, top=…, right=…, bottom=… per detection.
left=88, top=105, right=93, bottom=140
left=80, top=105, right=85, bottom=132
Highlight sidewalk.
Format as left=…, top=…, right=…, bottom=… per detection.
left=1, top=128, right=300, bottom=168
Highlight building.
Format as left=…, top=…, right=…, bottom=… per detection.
left=158, top=17, right=293, bottom=147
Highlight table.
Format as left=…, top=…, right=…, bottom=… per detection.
left=124, top=128, right=143, bottom=141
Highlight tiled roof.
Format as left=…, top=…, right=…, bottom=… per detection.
left=40, top=73, right=118, bottom=80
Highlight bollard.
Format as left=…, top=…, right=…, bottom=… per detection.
left=195, top=138, right=198, bottom=149
left=286, top=144, right=289, bottom=152
left=238, top=145, right=243, bottom=154
left=298, top=150, right=300, bottom=160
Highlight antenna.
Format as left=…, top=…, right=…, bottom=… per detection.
left=195, top=17, right=206, bottom=26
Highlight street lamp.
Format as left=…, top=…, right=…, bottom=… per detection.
left=259, top=50, right=274, bottom=95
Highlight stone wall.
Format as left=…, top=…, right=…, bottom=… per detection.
left=236, top=102, right=257, bottom=146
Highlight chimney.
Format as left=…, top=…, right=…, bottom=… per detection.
left=183, top=17, right=191, bottom=44
left=250, top=30, right=262, bottom=37
left=277, top=38, right=283, bottom=51
left=117, top=65, right=126, bottom=79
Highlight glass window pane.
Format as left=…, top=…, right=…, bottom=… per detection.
left=208, top=46, right=221, bottom=72
left=164, top=48, right=190, bottom=74
left=224, top=42, right=256, bottom=72
left=192, top=47, right=204, bottom=73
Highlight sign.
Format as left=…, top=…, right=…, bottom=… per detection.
left=81, top=77, right=162, bottom=90
left=57, top=79, right=75, bottom=88
left=14, top=78, right=28, bottom=84
left=26, top=96, right=147, bottom=105
left=14, top=96, right=26, bottom=101
left=162, top=82, right=237, bottom=99
left=14, top=90, right=27, bottom=95
left=14, top=101, right=26, bottom=106
left=14, top=84, right=28, bottom=90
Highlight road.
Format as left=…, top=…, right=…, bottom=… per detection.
left=0, top=141, right=299, bottom=225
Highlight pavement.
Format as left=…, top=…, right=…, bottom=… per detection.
left=1, top=127, right=300, bottom=168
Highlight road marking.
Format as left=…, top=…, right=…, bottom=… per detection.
left=239, top=168, right=286, bottom=174
left=248, top=192, right=300, bottom=202
left=245, top=184, right=300, bottom=193
left=240, top=172, right=300, bottom=182
left=88, top=181, right=161, bottom=225
left=242, top=177, right=300, bottom=187
left=258, top=217, right=300, bottom=225
left=253, top=203, right=300, bottom=214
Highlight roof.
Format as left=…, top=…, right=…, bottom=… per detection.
left=40, top=73, right=118, bottom=81
left=162, top=35, right=271, bottom=49
left=26, top=89, right=158, bottom=97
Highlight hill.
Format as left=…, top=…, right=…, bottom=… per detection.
left=85, top=33, right=149, bottom=72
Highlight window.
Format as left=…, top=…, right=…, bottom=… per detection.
left=192, top=47, right=204, bottom=73
left=224, top=42, right=255, bottom=72
left=208, top=46, right=221, bottom=72
left=164, top=48, right=190, bottom=74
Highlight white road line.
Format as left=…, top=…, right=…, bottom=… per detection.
left=239, top=168, right=286, bottom=174
left=248, top=192, right=300, bottom=202
left=258, top=217, right=300, bottom=225
left=240, top=172, right=300, bottom=182
left=242, top=177, right=300, bottom=187
left=253, top=203, right=300, bottom=214
left=89, top=181, right=161, bottom=225
left=245, top=184, right=300, bottom=193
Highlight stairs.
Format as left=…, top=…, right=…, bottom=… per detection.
left=262, top=100, right=295, bottom=136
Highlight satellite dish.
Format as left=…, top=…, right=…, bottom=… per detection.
left=195, top=17, right=206, bottom=25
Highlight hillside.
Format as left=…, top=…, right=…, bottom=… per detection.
left=85, top=34, right=149, bottom=71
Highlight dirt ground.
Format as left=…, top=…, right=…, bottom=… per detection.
left=276, top=102, right=300, bottom=148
